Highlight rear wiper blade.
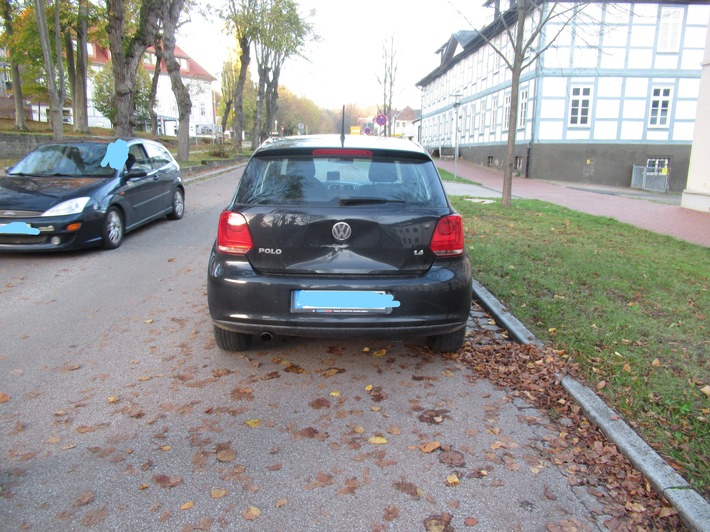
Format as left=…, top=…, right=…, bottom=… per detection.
left=338, top=197, right=405, bottom=206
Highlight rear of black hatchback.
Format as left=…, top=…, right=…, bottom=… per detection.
left=207, top=135, right=472, bottom=352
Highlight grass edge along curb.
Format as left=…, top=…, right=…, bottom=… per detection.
left=471, top=278, right=710, bottom=532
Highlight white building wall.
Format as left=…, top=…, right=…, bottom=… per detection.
left=419, top=1, right=708, bottom=154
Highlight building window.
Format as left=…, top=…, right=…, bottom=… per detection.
left=200, top=102, right=206, bottom=117
left=657, top=7, right=683, bottom=53
left=503, top=94, right=511, bottom=130
left=490, top=97, right=498, bottom=129
left=518, top=89, right=528, bottom=128
left=569, top=86, right=592, bottom=126
left=649, top=87, right=672, bottom=127
left=646, top=158, right=670, bottom=174
left=515, top=156, right=523, bottom=170
left=487, top=155, right=493, bottom=167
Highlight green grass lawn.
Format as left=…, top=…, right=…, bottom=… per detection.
left=450, top=195, right=710, bottom=496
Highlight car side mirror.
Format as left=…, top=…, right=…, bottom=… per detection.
left=124, top=167, right=148, bottom=179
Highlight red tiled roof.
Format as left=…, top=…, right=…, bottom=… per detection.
left=89, top=43, right=216, bottom=82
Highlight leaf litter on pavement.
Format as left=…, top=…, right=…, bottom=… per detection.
left=453, top=311, right=688, bottom=530
left=0, top=302, right=693, bottom=531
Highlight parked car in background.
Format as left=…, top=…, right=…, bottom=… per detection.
left=0, top=138, right=184, bottom=252
left=207, top=134, right=472, bottom=353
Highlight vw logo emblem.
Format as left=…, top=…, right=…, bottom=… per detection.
left=332, top=221, right=352, bottom=242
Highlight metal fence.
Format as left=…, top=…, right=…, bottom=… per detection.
left=631, top=166, right=669, bottom=193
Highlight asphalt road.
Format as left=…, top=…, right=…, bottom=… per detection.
left=0, top=169, right=599, bottom=531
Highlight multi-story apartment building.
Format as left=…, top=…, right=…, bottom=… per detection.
left=416, top=1, right=709, bottom=192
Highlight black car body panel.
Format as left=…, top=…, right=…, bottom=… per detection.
left=207, top=134, right=472, bottom=349
left=0, top=138, right=183, bottom=252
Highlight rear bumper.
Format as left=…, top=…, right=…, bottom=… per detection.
left=207, top=250, right=472, bottom=339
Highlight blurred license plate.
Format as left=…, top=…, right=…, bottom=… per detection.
left=291, top=290, right=399, bottom=314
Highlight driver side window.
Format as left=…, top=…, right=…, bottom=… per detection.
left=127, top=145, right=152, bottom=173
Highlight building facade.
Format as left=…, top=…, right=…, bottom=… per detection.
left=85, top=43, right=217, bottom=138
left=416, top=1, right=709, bottom=192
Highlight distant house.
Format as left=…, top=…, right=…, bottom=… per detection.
left=391, top=106, right=421, bottom=140
left=85, top=42, right=217, bottom=137
left=416, top=1, right=710, bottom=192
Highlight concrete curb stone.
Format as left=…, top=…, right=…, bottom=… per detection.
left=471, top=279, right=710, bottom=532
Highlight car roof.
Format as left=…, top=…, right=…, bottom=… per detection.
left=253, top=134, right=432, bottom=160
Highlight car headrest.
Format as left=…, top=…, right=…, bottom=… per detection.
left=285, top=159, right=315, bottom=179
left=368, top=161, right=397, bottom=183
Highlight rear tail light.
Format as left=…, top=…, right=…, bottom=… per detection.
left=429, top=214, right=464, bottom=257
left=217, top=211, right=253, bottom=255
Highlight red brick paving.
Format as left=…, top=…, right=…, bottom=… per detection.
left=436, top=158, right=710, bottom=248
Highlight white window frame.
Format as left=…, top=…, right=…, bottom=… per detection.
left=503, top=94, right=511, bottom=130
left=649, top=87, right=672, bottom=128
left=518, top=89, right=528, bottom=129
left=569, top=86, right=592, bottom=127
left=490, top=97, right=498, bottom=129
left=657, top=6, right=683, bottom=53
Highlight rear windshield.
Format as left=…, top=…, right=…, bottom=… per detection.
left=236, top=155, right=449, bottom=207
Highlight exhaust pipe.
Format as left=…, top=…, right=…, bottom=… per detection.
left=260, top=332, right=273, bottom=342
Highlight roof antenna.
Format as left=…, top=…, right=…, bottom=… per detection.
left=340, top=105, right=346, bottom=147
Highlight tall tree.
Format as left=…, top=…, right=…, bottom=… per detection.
left=34, top=0, right=64, bottom=138
left=220, top=56, right=237, bottom=134
left=223, top=0, right=259, bottom=150
left=481, top=0, right=588, bottom=206
left=105, top=0, right=162, bottom=137
left=148, top=35, right=163, bottom=139
left=159, top=0, right=191, bottom=161
left=1, top=0, right=28, bottom=131
left=377, top=35, right=397, bottom=137
left=72, top=0, right=90, bottom=133
left=253, top=0, right=313, bottom=144
left=91, top=60, right=153, bottom=126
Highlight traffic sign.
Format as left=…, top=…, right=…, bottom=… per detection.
left=375, top=114, right=387, bottom=126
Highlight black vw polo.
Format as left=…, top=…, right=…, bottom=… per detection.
left=207, top=135, right=472, bottom=352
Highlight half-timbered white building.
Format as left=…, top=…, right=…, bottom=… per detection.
left=416, top=1, right=709, bottom=192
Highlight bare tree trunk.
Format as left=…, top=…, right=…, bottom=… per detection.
left=106, top=0, right=161, bottom=138
left=161, top=0, right=192, bottom=161
left=253, top=65, right=266, bottom=147
left=148, top=38, right=163, bottom=139
left=35, top=0, right=63, bottom=139
left=502, top=5, right=527, bottom=207
left=10, top=63, right=26, bottom=130
left=73, top=0, right=90, bottom=133
left=53, top=0, right=66, bottom=119
left=2, top=0, right=28, bottom=131
left=234, top=35, right=251, bottom=151
left=264, top=65, right=280, bottom=138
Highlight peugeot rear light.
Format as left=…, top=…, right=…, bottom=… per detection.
left=429, top=214, right=464, bottom=257
left=217, top=211, right=253, bottom=255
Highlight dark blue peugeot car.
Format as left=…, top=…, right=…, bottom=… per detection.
left=207, top=135, right=471, bottom=352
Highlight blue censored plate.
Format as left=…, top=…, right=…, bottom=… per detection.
left=292, top=290, right=400, bottom=314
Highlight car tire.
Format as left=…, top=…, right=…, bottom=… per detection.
left=426, top=326, right=466, bottom=353
left=102, top=207, right=124, bottom=249
left=213, top=325, right=253, bottom=351
left=167, top=188, right=184, bottom=220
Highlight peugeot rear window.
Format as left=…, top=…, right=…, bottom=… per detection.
left=236, top=155, right=448, bottom=207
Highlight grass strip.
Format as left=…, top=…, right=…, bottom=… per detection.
left=451, top=196, right=710, bottom=496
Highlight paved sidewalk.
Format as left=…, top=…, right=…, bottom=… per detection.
left=436, top=158, right=710, bottom=247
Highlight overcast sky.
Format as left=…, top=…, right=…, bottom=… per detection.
left=178, top=0, right=491, bottom=111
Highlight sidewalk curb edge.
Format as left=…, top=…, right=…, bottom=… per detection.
left=471, top=279, right=710, bottom=532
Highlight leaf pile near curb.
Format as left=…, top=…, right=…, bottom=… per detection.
left=450, top=313, right=687, bottom=531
